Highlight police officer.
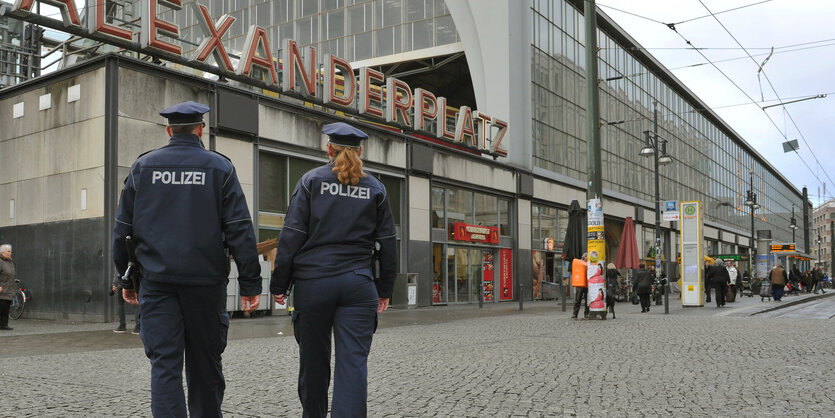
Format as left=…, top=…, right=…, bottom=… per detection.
left=113, top=101, right=262, bottom=417
left=271, top=121, right=397, bottom=418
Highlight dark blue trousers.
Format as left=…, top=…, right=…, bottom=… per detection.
left=293, top=270, right=378, bottom=418
left=139, top=279, right=229, bottom=418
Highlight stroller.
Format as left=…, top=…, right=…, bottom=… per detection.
left=740, top=272, right=753, bottom=297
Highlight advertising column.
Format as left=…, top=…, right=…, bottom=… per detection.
left=680, top=201, right=703, bottom=306
left=587, top=198, right=606, bottom=318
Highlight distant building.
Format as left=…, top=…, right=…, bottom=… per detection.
left=812, top=199, right=835, bottom=276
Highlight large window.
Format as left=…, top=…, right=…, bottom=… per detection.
left=431, top=184, right=512, bottom=239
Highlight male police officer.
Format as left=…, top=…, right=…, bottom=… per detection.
left=113, top=101, right=262, bottom=417
left=271, top=122, right=397, bottom=417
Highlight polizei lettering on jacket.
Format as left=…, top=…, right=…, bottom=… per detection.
left=320, top=182, right=371, bottom=199
left=151, top=170, right=206, bottom=185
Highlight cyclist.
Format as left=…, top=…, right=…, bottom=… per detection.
left=0, top=244, right=15, bottom=330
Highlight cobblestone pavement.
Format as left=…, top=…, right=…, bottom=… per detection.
left=2, top=295, right=834, bottom=417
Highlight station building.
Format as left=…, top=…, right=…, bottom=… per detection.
left=0, top=0, right=812, bottom=321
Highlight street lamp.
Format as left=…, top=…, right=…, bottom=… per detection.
left=789, top=204, right=799, bottom=245
left=816, top=237, right=822, bottom=269
left=641, top=101, right=673, bottom=313
left=744, top=170, right=759, bottom=278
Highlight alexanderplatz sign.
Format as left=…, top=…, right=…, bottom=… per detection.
left=4, top=0, right=509, bottom=157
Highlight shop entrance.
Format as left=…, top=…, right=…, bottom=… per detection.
left=445, top=246, right=492, bottom=303
left=433, top=244, right=512, bottom=305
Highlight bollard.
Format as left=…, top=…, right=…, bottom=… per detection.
left=664, top=282, right=670, bottom=314
left=560, top=279, right=566, bottom=312
left=519, top=283, right=524, bottom=311
left=478, top=274, right=483, bottom=309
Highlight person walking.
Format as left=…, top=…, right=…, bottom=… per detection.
left=111, top=273, right=140, bottom=334
left=709, top=259, right=730, bottom=307
left=570, top=253, right=590, bottom=319
left=633, top=263, right=653, bottom=313
left=0, top=244, right=15, bottom=330
left=726, top=261, right=739, bottom=301
left=112, top=101, right=262, bottom=417
left=813, top=266, right=827, bottom=294
left=270, top=121, right=397, bottom=418
left=769, top=263, right=788, bottom=301
left=703, top=259, right=712, bottom=303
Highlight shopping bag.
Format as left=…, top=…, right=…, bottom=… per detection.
left=759, top=281, right=771, bottom=297
left=631, top=293, right=640, bottom=305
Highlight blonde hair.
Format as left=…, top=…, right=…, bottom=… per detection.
left=331, top=144, right=366, bottom=186
left=607, top=263, right=616, bottom=270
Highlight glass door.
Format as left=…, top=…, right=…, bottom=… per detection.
left=444, top=246, right=487, bottom=303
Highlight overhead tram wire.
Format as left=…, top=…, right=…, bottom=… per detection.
left=600, top=3, right=831, bottom=197
left=697, top=0, right=835, bottom=203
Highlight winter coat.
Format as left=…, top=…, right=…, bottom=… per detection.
left=633, top=268, right=653, bottom=295
left=0, top=257, right=15, bottom=301
left=709, top=265, right=730, bottom=285
left=769, top=267, right=787, bottom=286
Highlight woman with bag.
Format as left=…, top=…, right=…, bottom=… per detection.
left=633, top=263, right=653, bottom=313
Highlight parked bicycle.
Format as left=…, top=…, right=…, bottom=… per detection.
left=9, top=279, right=31, bottom=320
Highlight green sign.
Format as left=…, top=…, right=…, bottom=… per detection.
left=714, top=254, right=741, bottom=261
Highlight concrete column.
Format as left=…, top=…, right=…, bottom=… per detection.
left=517, top=198, right=532, bottom=301
left=407, top=176, right=433, bottom=306
left=755, top=230, right=772, bottom=279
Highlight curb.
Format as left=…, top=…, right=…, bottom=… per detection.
left=749, top=291, right=834, bottom=316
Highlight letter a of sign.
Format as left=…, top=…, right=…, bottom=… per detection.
left=87, top=0, right=133, bottom=42
left=191, top=3, right=235, bottom=73
left=13, top=0, right=81, bottom=29
left=236, top=26, right=278, bottom=86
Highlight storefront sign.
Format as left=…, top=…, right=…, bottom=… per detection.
left=770, top=244, right=796, bottom=252
left=663, top=200, right=680, bottom=221
left=499, top=249, right=513, bottom=301
left=2, top=1, right=509, bottom=157
left=680, top=201, right=703, bottom=306
left=452, top=223, right=499, bottom=244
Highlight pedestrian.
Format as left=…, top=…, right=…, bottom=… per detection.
left=703, top=259, right=712, bottom=303
left=813, top=266, right=827, bottom=294
left=111, top=273, right=140, bottom=334
left=0, top=244, right=15, bottom=330
left=633, top=263, right=653, bottom=313
left=726, top=260, right=739, bottom=300
left=570, top=253, right=590, bottom=319
left=708, top=258, right=730, bottom=307
left=801, top=269, right=813, bottom=293
left=270, top=121, right=397, bottom=418
left=788, top=265, right=802, bottom=294
left=112, top=101, right=262, bottom=417
left=605, top=263, right=620, bottom=318
left=769, top=263, right=788, bottom=301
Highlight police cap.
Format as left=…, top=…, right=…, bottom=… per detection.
left=323, top=122, right=368, bottom=148
left=160, top=101, right=210, bottom=126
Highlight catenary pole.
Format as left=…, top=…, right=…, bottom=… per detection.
left=585, top=0, right=605, bottom=320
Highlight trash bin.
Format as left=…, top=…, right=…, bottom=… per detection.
left=406, top=273, right=418, bottom=307
left=541, top=281, right=560, bottom=300
left=392, top=273, right=409, bottom=307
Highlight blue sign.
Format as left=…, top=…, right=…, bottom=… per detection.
left=665, top=201, right=678, bottom=211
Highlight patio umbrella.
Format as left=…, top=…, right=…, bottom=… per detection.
left=615, top=217, right=640, bottom=270
left=562, top=199, right=586, bottom=270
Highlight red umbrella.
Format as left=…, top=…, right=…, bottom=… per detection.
left=615, top=217, right=640, bottom=269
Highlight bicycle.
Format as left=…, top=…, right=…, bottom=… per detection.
left=9, top=279, right=31, bottom=320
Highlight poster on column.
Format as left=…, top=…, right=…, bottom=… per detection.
left=499, top=249, right=513, bottom=300
left=587, top=198, right=606, bottom=312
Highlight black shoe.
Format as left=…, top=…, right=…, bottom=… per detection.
left=132, top=326, right=140, bottom=335
left=114, top=326, right=127, bottom=334
left=0, top=326, right=13, bottom=330
left=570, top=315, right=577, bottom=319
left=646, top=307, right=650, bottom=312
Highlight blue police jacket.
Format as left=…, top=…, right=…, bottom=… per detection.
left=270, top=163, right=398, bottom=298
left=112, top=133, right=262, bottom=296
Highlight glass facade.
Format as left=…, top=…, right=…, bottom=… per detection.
left=530, top=0, right=805, bottom=251
left=165, top=0, right=459, bottom=63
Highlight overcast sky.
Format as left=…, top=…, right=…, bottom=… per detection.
left=597, top=0, right=835, bottom=207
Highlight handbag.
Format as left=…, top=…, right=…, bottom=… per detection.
left=631, top=293, right=640, bottom=305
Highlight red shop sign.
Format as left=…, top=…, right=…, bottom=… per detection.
left=452, top=223, right=499, bottom=244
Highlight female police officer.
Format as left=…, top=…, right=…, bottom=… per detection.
left=271, top=121, right=397, bottom=418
